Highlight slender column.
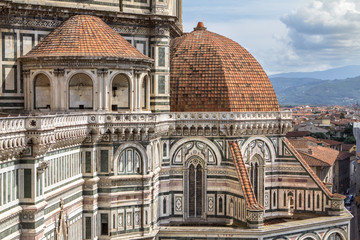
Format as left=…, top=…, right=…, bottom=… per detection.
left=97, top=69, right=103, bottom=111
left=54, top=68, right=65, bottom=111
left=23, top=70, right=31, bottom=110
left=134, top=71, right=140, bottom=112
left=146, top=75, right=151, bottom=111
left=102, top=69, right=109, bottom=111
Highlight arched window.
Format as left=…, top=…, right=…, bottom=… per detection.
left=316, top=194, right=320, bottom=209
left=219, top=196, right=223, bottom=213
left=163, top=142, right=167, bottom=157
left=283, top=192, right=287, bottom=207
left=118, top=148, right=142, bottom=174
left=273, top=191, right=276, bottom=207
left=299, top=192, right=302, bottom=208
left=163, top=197, right=167, bottom=214
left=111, top=74, right=130, bottom=111
left=288, top=191, right=294, bottom=209
left=69, top=73, right=93, bottom=110
left=186, top=157, right=204, bottom=219
left=145, top=210, right=148, bottom=225
left=229, top=199, right=234, bottom=217
left=253, top=163, right=258, bottom=198
left=34, top=74, right=51, bottom=109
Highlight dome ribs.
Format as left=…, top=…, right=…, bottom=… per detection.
left=170, top=25, right=279, bottom=112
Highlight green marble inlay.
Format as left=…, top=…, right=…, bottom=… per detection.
left=158, top=75, right=165, bottom=94
left=158, top=47, right=165, bottom=67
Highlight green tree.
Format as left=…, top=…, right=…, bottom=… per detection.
left=344, top=136, right=356, bottom=144
left=310, top=132, right=327, bottom=139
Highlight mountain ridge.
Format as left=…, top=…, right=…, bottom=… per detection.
left=270, top=75, right=360, bottom=106
left=270, top=65, right=360, bottom=80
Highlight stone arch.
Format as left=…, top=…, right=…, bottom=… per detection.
left=297, top=232, right=321, bottom=240
left=110, top=73, right=131, bottom=111
left=33, top=73, right=51, bottom=110
left=68, top=73, right=94, bottom=110
left=323, top=228, right=346, bottom=240
left=170, top=137, right=222, bottom=166
left=113, top=142, right=148, bottom=175
left=241, top=136, right=276, bottom=163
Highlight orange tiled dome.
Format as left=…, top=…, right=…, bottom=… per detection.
left=170, top=22, right=279, bottom=112
left=22, top=15, right=151, bottom=62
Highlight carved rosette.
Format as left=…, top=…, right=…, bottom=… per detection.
left=329, top=199, right=345, bottom=216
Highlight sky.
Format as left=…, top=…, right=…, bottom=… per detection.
left=182, top=0, right=360, bottom=75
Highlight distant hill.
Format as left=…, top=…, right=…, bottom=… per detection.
left=270, top=65, right=360, bottom=80
left=271, top=76, right=360, bottom=106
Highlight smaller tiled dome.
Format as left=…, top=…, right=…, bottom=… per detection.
left=170, top=22, right=279, bottom=112
left=22, top=15, right=151, bottom=62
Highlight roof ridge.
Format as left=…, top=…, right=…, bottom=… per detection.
left=229, top=141, right=264, bottom=210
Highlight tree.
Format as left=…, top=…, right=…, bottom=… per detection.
left=340, top=112, right=346, bottom=119
left=310, top=132, right=327, bottom=139
left=344, top=136, right=356, bottom=144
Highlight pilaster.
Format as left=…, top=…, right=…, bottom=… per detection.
left=54, top=68, right=65, bottom=111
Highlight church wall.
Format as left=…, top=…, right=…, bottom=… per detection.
left=0, top=27, right=50, bottom=110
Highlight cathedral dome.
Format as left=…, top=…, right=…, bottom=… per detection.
left=21, top=15, right=152, bottom=62
left=170, top=22, right=279, bottom=112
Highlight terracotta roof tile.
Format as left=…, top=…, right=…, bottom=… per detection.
left=336, top=151, right=354, bottom=161
left=21, top=15, right=151, bottom=61
left=229, top=141, right=264, bottom=210
left=286, top=131, right=311, bottom=138
left=321, top=139, right=342, bottom=146
left=170, top=23, right=279, bottom=112
left=298, top=146, right=338, bottom=166
left=299, top=152, right=331, bottom=167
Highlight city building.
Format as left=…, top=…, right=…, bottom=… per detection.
left=0, top=1, right=351, bottom=239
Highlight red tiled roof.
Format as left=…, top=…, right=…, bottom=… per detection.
left=21, top=15, right=151, bottom=61
left=321, top=139, right=342, bottom=146
left=286, top=131, right=311, bottom=138
left=296, top=144, right=338, bottom=166
left=342, top=144, right=355, bottom=152
left=303, top=136, right=323, bottom=144
left=336, top=151, right=354, bottom=161
left=288, top=138, right=317, bottom=150
left=229, top=141, right=263, bottom=210
left=299, top=152, right=331, bottom=167
left=170, top=22, right=279, bottom=112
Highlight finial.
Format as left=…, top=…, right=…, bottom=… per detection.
left=194, top=22, right=207, bottom=31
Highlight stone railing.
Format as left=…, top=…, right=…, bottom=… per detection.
left=0, top=111, right=292, bottom=158
left=0, top=117, right=26, bottom=134
left=0, top=111, right=292, bottom=135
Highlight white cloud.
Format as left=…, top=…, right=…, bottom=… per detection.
left=281, top=0, right=360, bottom=68
left=182, top=0, right=360, bottom=74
